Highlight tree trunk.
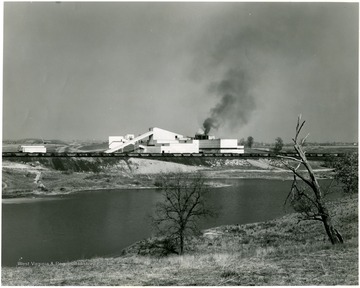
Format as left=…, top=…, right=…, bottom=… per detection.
left=294, top=142, right=343, bottom=245
left=320, top=206, right=344, bottom=244
left=283, top=116, right=344, bottom=245
left=179, top=232, right=184, bottom=255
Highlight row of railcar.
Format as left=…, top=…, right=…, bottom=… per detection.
left=2, top=152, right=348, bottom=158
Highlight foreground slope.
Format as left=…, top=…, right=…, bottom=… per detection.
left=2, top=195, right=357, bottom=286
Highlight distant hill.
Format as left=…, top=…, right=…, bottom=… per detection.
left=3, top=139, right=69, bottom=145
left=78, top=142, right=108, bottom=151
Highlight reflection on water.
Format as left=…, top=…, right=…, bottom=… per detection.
left=2, top=197, right=69, bottom=204
left=2, top=179, right=331, bottom=267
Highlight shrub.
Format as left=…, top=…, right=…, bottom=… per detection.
left=332, top=153, right=358, bottom=194
left=137, top=238, right=178, bottom=257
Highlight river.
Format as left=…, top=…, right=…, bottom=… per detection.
left=2, top=179, right=332, bottom=267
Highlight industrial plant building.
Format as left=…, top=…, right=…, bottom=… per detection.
left=19, top=145, right=47, bottom=153
left=106, top=127, right=244, bottom=154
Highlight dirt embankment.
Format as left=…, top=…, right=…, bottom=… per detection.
left=2, top=157, right=334, bottom=198
left=2, top=157, right=205, bottom=198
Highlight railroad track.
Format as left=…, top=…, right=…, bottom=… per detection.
left=1, top=152, right=349, bottom=159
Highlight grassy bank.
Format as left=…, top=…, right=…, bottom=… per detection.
left=2, top=195, right=357, bottom=285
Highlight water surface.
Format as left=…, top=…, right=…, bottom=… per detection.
left=2, top=179, right=331, bottom=266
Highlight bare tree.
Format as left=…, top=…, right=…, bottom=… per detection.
left=152, top=171, right=213, bottom=255
left=278, top=115, right=343, bottom=244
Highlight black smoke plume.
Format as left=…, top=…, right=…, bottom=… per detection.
left=203, top=117, right=217, bottom=135
left=202, top=69, right=256, bottom=135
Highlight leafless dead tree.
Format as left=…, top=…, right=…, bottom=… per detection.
left=278, top=115, right=343, bottom=244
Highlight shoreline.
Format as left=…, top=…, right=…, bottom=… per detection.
left=2, top=157, right=334, bottom=199
left=2, top=169, right=334, bottom=199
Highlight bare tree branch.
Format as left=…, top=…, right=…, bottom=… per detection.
left=280, top=159, right=314, bottom=188
left=277, top=155, right=303, bottom=163
left=301, top=133, right=310, bottom=145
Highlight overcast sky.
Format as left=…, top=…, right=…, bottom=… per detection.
left=3, top=2, right=358, bottom=142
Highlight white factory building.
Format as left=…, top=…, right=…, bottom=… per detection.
left=19, top=145, right=47, bottom=153
left=106, top=127, right=244, bottom=154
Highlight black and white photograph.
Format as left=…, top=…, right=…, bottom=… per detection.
left=2, top=1, right=358, bottom=285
